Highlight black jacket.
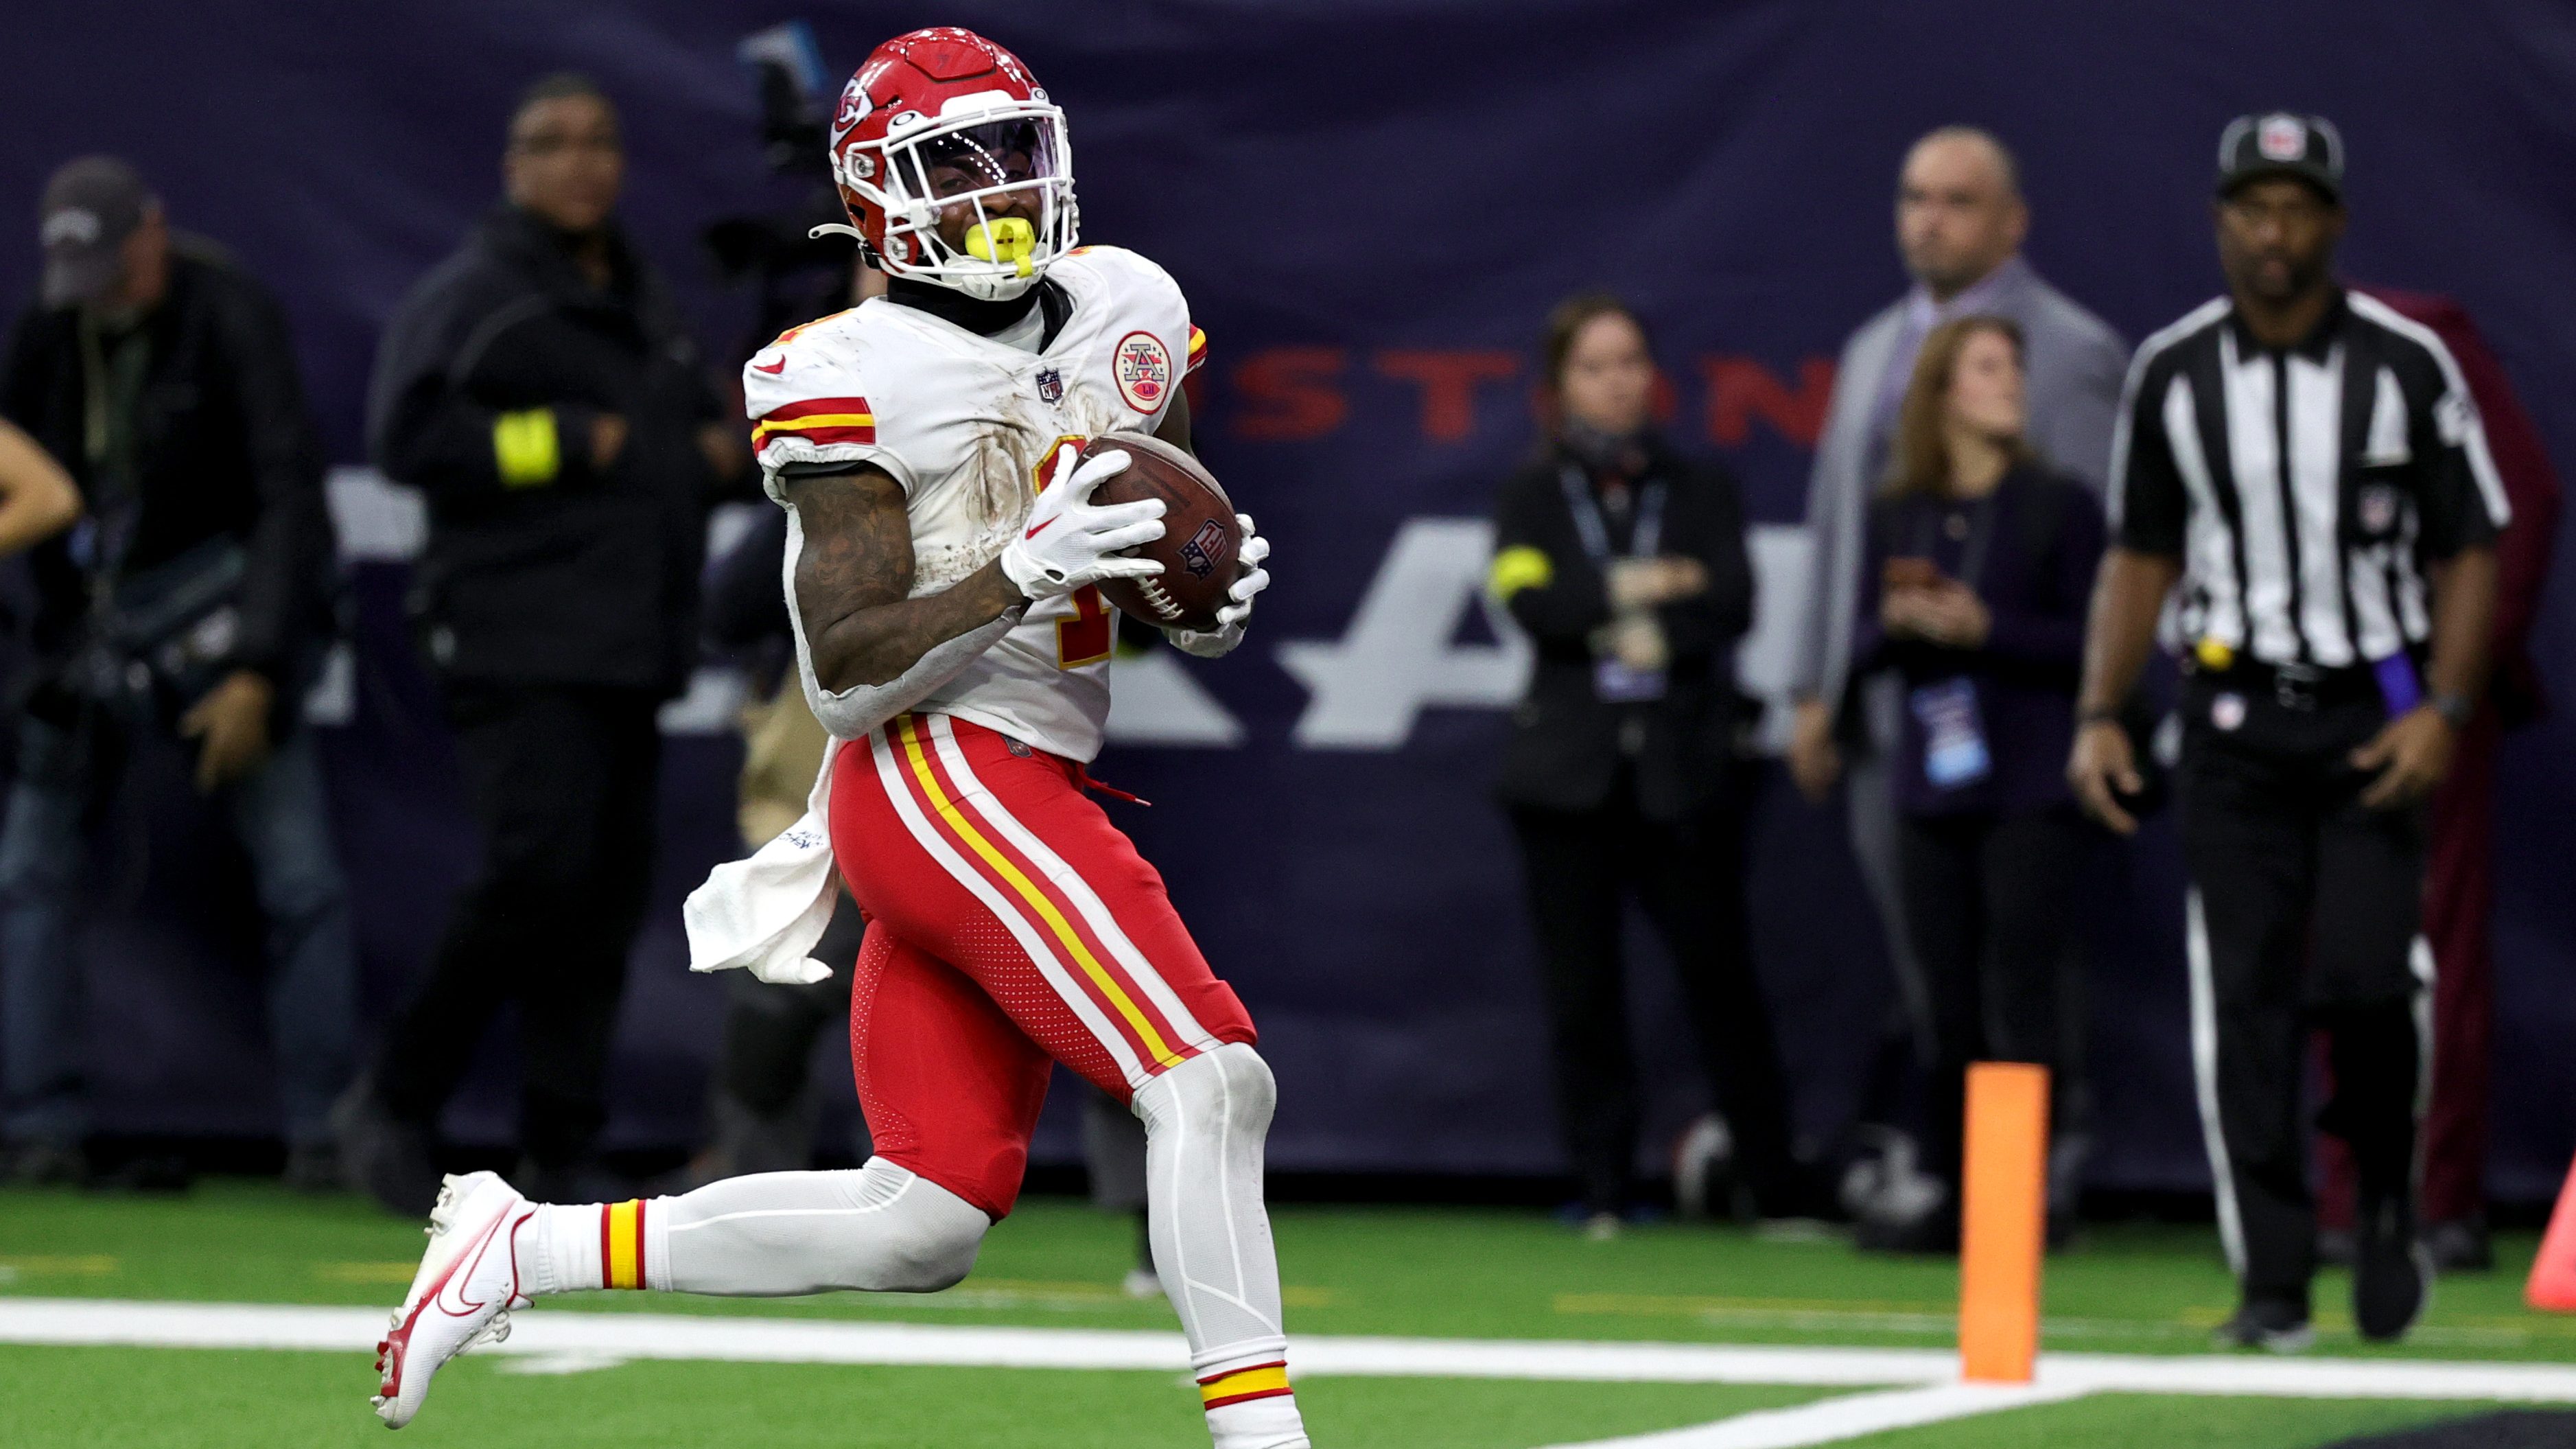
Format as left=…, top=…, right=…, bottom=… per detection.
left=1491, top=435, right=1755, bottom=820
left=0, top=240, right=336, bottom=723
left=367, top=206, right=729, bottom=696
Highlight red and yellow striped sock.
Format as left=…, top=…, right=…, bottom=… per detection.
left=527, top=1198, right=659, bottom=1296
left=1197, top=1360, right=1293, bottom=1411
left=600, top=1198, right=649, bottom=1290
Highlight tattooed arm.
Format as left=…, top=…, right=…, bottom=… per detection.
left=784, top=464, right=1024, bottom=692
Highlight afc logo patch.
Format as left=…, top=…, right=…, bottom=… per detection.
left=1180, top=518, right=1227, bottom=579
left=1112, top=330, right=1172, bottom=413
left=1034, top=367, right=1064, bottom=405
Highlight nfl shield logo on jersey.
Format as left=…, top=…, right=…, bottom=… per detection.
left=1035, top=367, right=1064, bottom=405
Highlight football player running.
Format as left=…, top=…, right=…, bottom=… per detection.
left=371, top=28, right=1303, bottom=1449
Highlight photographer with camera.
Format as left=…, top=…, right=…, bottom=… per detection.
left=0, top=155, right=351, bottom=1189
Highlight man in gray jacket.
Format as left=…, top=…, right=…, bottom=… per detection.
left=1782, top=126, right=2126, bottom=1219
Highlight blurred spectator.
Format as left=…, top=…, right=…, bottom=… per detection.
left=1846, top=316, right=2103, bottom=1251
left=337, top=75, right=752, bottom=1212
left=1489, top=293, right=1805, bottom=1235
left=2315, top=288, right=2561, bottom=1273
left=1782, top=127, right=2125, bottom=1213
left=0, top=157, right=349, bottom=1188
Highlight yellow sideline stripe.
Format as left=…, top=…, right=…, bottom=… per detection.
left=605, top=1200, right=644, bottom=1290
left=895, top=716, right=1181, bottom=1067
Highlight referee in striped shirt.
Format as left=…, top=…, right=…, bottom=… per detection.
left=2069, top=114, right=2505, bottom=1351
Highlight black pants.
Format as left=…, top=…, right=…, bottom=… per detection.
left=718, top=894, right=864, bottom=1120
left=2179, top=677, right=2424, bottom=1316
left=1896, top=807, right=2087, bottom=1190
left=377, top=682, right=663, bottom=1171
left=1509, top=787, right=1794, bottom=1215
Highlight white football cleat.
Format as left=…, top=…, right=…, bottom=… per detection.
left=373, top=1171, right=534, bottom=1428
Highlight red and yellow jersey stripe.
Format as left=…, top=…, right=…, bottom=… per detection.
left=887, top=714, right=1197, bottom=1074
left=752, top=395, right=876, bottom=452
left=1184, top=326, right=1208, bottom=375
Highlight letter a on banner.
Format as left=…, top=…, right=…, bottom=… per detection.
left=1278, top=518, right=1532, bottom=749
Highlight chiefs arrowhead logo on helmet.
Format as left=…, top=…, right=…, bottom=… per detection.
left=820, top=28, right=1079, bottom=303
left=831, top=77, right=872, bottom=143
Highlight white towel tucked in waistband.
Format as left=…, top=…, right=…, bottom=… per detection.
left=681, top=750, right=839, bottom=985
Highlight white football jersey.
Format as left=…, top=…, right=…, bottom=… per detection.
left=744, top=246, right=1206, bottom=763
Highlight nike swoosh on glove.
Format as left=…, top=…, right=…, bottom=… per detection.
left=1167, top=514, right=1270, bottom=659
left=999, top=443, right=1167, bottom=600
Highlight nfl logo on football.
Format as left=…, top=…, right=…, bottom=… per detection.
left=1180, top=518, right=1226, bottom=578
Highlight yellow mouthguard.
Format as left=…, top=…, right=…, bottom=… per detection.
left=965, top=217, right=1038, bottom=277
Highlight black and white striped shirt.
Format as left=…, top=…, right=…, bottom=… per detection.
left=2109, top=290, right=2508, bottom=667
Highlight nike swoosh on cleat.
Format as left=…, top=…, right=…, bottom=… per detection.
left=428, top=1209, right=514, bottom=1320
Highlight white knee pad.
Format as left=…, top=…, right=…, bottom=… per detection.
left=1135, top=1041, right=1276, bottom=1144
left=1134, top=1043, right=1288, bottom=1374
left=843, top=1158, right=989, bottom=1292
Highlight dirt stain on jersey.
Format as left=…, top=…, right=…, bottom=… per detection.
left=939, top=391, right=1162, bottom=588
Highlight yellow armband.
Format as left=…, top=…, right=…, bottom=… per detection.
left=493, top=408, right=561, bottom=488
left=1488, top=544, right=1554, bottom=601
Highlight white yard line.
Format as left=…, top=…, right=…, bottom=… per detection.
left=5, top=1296, right=2575, bottom=1449
left=1538, top=1382, right=2086, bottom=1449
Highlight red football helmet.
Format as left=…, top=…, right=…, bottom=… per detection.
left=820, top=28, right=1077, bottom=301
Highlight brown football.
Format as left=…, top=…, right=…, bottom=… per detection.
left=1079, top=432, right=1240, bottom=634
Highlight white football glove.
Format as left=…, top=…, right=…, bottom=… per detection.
left=1166, top=514, right=1270, bottom=659
left=998, top=443, right=1167, bottom=601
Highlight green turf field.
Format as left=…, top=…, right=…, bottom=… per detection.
left=0, top=1181, right=2565, bottom=1448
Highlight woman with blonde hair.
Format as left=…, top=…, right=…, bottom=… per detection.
left=1849, top=315, right=2105, bottom=1251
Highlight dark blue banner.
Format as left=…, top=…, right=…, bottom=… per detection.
left=5, top=1, right=2571, bottom=1198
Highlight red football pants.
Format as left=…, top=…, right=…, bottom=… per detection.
left=829, top=712, right=1256, bottom=1219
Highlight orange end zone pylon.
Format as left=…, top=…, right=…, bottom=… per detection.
left=1959, top=1061, right=2049, bottom=1382
left=2528, top=1149, right=2576, bottom=1312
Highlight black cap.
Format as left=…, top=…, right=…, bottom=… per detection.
left=2216, top=113, right=2343, bottom=204
left=38, top=156, right=156, bottom=308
